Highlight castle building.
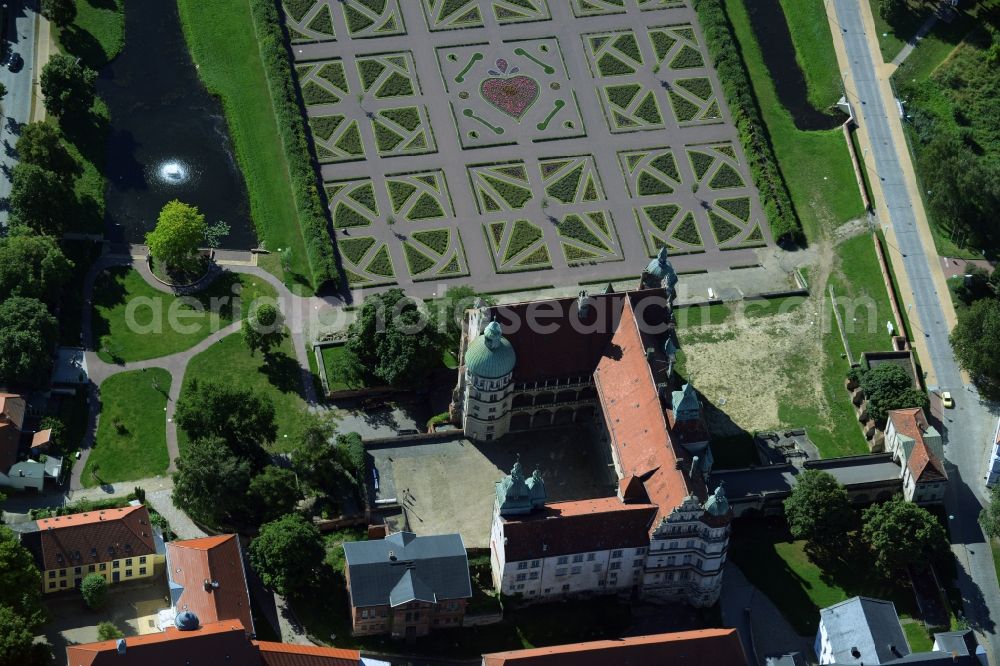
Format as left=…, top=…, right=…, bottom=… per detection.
left=453, top=250, right=732, bottom=608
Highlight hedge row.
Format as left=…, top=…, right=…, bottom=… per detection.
left=248, top=0, right=339, bottom=289
left=692, top=0, right=802, bottom=243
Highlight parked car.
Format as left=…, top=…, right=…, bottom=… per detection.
left=942, top=391, right=954, bottom=409
left=5, top=52, right=22, bottom=72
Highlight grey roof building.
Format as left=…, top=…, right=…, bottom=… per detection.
left=343, top=531, right=472, bottom=609
left=816, top=597, right=910, bottom=663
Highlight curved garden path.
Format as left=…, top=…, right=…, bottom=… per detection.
left=72, top=252, right=327, bottom=490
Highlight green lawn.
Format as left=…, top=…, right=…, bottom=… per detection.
left=320, top=345, right=351, bottom=391
left=92, top=267, right=277, bottom=362
left=58, top=0, right=125, bottom=67
left=729, top=520, right=922, bottom=636
left=778, top=0, right=843, bottom=112
left=82, top=369, right=171, bottom=488
left=175, top=0, right=312, bottom=290
left=725, top=0, right=864, bottom=240
left=179, top=330, right=310, bottom=454
left=866, top=0, right=929, bottom=63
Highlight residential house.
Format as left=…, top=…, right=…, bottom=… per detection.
left=885, top=408, right=947, bottom=504
left=815, top=596, right=985, bottom=664
left=27, top=504, right=164, bottom=593
left=481, top=628, right=749, bottom=665
left=343, top=530, right=472, bottom=639
left=0, top=393, right=61, bottom=490
left=65, top=618, right=369, bottom=666
left=159, top=534, right=254, bottom=633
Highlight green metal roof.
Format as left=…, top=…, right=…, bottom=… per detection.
left=464, top=321, right=516, bottom=379
left=645, top=247, right=678, bottom=287
left=704, top=484, right=730, bottom=517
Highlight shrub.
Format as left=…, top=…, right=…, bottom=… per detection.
left=339, top=237, right=376, bottom=264
left=366, top=245, right=394, bottom=277
left=81, top=573, right=107, bottom=609
left=404, top=243, right=435, bottom=275
left=408, top=193, right=445, bottom=220
left=357, top=59, right=386, bottom=90
left=637, top=171, right=673, bottom=196
left=334, top=123, right=363, bottom=155
left=484, top=176, right=532, bottom=208
left=413, top=229, right=450, bottom=255
left=649, top=152, right=679, bottom=180
left=597, top=53, right=634, bottom=76
left=710, top=211, right=742, bottom=243
left=503, top=220, right=542, bottom=262
left=650, top=30, right=677, bottom=61
left=376, top=71, right=414, bottom=98
left=546, top=165, right=583, bottom=203
left=387, top=180, right=416, bottom=210
left=708, top=162, right=745, bottom=189
left=688, top=150, right=714, bottom=180
left=309, top=115, right=343, bottom=141
left=644, top=204, right=679, bottom=231
left=301, top=80, right=338, bottom=105
left=516, top=245, right=550, bottom=266
left=613, top=33, right=642, bottom=62
left=669, top=91, right=700, bottom=122
left=343, top=3, right=374, bottom=33
left=248, top=0, right=338, bottom=288
left=633, top=93, right=662, bottom=124
left=333, top=202, right=371, bottom=228
left=380, top=106, right=421, bottom=131
left=317, top=62, right=348, bottom=92
left=606, top=84, right=640, bottom=109
left=348, top=182, right=377, bottom=213
left=558, top=215, right=608, bottom=250
left=672, top=212, right=702, bottom=245
left=692, top=0, right=801, bottom=242
left=374, top=122, right=404, bottom=151
left=306, top=5, right=333, bottom=34
left=669, top=44, right=704, bottom=69
left=676, top=77, right=713, bottom=101
left=717, top=197, right=751, bottom=221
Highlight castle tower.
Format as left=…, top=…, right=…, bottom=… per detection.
left=462, top=320, right=516, bottom=441
left=640, top=247, right=679, bottom=301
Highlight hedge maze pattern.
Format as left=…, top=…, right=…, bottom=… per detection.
left=387, top=171, right=453, bottom=222
left=341, top=0, right=405, bottom=38
left=708, top=196, right=763, bottom=249
left=297, top=60, right=350, bottom=106
left=327, top=178, right=379, bottom=228
left=649, top=24, right=705, bottom=72
left=356, top=52, right=419, bottom=99
left=539, top=156, right=604, bottom=204
left=370, top=106, right=436, bottom=157
left=686, top=142, right=747, bottom=190
left=283, top=0, right=336, bottom=42
left=423, top=0, right=550, bottom=30
left=403, top=228, right=470, bottom=280
left=557, top=210, right=623, bottom=264
left=668, top=77, right=721, bottom=125
left=484, top=219, right=552, bottom=272
left=584, top=30, right=645, bottom=78
left=619, top=147, right=682, bottom=197
left=309, top=115, right=365, bottom=163
left=469, top=162, right=534, bottom=213
left=601, top=83, right=665, bottom=132
left=338, top=236, right=397, bottom=286
left=635, top=205, right=705, bottom=256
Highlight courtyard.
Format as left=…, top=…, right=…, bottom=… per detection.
left=366, top=425, right=617, bottom=547
left=285, top=0, right=772, bottom=292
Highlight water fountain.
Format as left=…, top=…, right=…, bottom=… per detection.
left=156, top=160, right=190, bottom=185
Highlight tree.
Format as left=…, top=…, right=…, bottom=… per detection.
left=0, top=605, right=36, bottom=666
left=980, top=484, right=1000, bottom=540
left=242, top=302, right=286, bottom=358
left=80, top=573, right=107, bottom=609
left=783, top=470, right=856, bottom=550
left=292, top=421, right=361, bottom=496
left=40, top=54, right=97, bottom=118
left=145, top=200, right=206, bottom=269
left=951, top=298, right=1000, bottom=398
left=0, top=297, right=59, bottom=389
left=97, top=621, right=124, bottom=642
left=173, top=437, right=253, bottom=526
left=248, top=466, right=302, bottom=524
left=40, top=0, right=76, bottom=27
left=37, top=416, right=67, bottom=454
left=859, top=363, right=928, bottom=423
left=0, top=527, right=42, bottom=617
left=15, top=122, right=78, bottom=175
left=435, top=286, right=496, bottom=351
left=0, top=235, right=73, bottom=304
left=249, top=514, right=324, bottom=595
left=174, top=380, right=275, bottom=466
left=8, top=163, right=75, bottom=235
left=345, top=288, right=442, bottom=387
left=862, top=496, right=947, bottom=575
left=878, top=0, right=907, bottom=23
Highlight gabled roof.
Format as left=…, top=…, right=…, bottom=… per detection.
left=255, top=641, right=361, bottom=666
left=889, top=409, right=946, bottom=483
left=31, top=429, right=53, bottom=449
left=0, top=393, right=26, bottom=429
left=166, top=534, right=254, bottom=633
left=500, top=496, right=656, bottom=561
left=482, top=628, right=749, bottom=665
left=36, top=505, right=157, bottom=570
left=65, top=620, right=258, bottom=666
left=819, top=596, right=909, bottom=664
left=343, top=532, right=471, bottom=608
left=908, top=438, right=947, bottom=483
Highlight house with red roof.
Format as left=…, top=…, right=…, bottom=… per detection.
left=884, top=408, right=947, bottom=504
left=457, top=253, right=732, bottom=608
left=0, top=393, right=62, bottom=491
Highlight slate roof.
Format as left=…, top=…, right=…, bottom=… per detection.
left=819, top=596, right=909, bottom=664
left=166, top=534, right=254, bottom=633
left=36, top=505, right=157, bottom=571
left=500, top=496, right=656, bottom=561
left=343, top=531, right=471, bottom=608
left=482, top=628, right=749, bottom=665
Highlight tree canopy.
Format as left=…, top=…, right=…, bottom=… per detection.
left=435, top=286, right=496, bottom=351
left=15, top=122, right=78, bottom=175
left=980, top=483, right=1000, bottom=540
left=858, top=363, right=928, bottom=423
left=861, top=496, right=947, bottom=574
left=292, top=421, right=363, bottom=500
left=174, top=380, right=276, bottom=467
left=8, top=163, right=75, bottom=235
left=145, top=200, right=207, bottom=269
left=242, top=302, right=286, bottom=358
left=951, top=298, right=1000, bottom=399
left=97, top=621, right=124, bottom=642
left=0, top=297, right=59, bottom=389
left=0, top=605, right=38, bottom=666
left=877, top=0, right=907, bottom=23
left=248, top=466, right=302, bottom=525
left=783, top=470, right=856, bottom=550
left=345, top=288, right=442, bottom=387
left=0, top=527, right=43, bottom=666
left=80, top=573, right=107, bottom=609
left=40, top=0, right=76, bottom=27
left=0, top=235, right=73, bottom=304
left=40, top=54, right=97, bottom=118
left=173, top=436, right=253, bottom=526
left=249, top=514, right=324, bottom=595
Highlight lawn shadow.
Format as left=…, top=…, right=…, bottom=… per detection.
left=58, top=25, right=109, bottom=68
left=259, top=351, right=305, bottom=395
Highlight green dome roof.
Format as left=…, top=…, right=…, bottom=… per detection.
left=645, top=247, right=678, bottom=287
left=465, top=321, right=516, bottom=379
left=704, top=484, right=730, bottom=517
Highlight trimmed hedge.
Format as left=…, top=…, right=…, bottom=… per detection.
left=692, top=0, right=802, bottom=243
left=249, top=0, right=339, bottom=288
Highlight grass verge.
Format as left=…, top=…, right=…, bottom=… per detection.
left=82, top=368, right=171, bottom=487
left=777, top=0, right=843, bottom=111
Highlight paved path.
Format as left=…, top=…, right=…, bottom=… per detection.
left=828, top=0, right=1000, bottom=658
left=889, top=13, right=939, bottom=68
left=0, top=0, right=39, bottom=228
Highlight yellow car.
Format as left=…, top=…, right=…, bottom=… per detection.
left=942, top=391, right=954, bottom=409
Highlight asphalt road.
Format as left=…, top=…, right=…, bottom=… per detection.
left=0, top=0, right=38, bottom=228
left=831, top=0, right=1000, bottom=656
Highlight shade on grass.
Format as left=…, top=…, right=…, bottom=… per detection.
left=92, top=268, right=277, bottom=362
left=58, top=0, right=125, bottom=68
left=179, top=330, right=309, bottom=454
left=82, top=369, right=171, bottom=488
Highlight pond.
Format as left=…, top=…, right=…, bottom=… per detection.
left=99, top=0, right=256, bottom=248
left=744, top=0, right=845, bottom=131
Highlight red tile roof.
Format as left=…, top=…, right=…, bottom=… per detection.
left=31, top=428, right=53, bottom=449
left=167, top=534, right=254, bottom=633
left=255, top=641, right=361, bottom=666
left=486, top=293, right=627, bottom=381
left=500, top=496, right=656, bottom=561
left=65, top=620, right=259, bottom=666
left=482, top=628, right=749, bottom=665
left=889, top=409, right=946, bottom=483
left=36, top=505, right=157, bottom=570
left=594, top=297, right=703, bottom=529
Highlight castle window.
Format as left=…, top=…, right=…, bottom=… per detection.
left=557, top=556, right=568, bottom=565
left=516, top=574, right=526, bottom=582
left=611, top=550, right=622, bottom=558
left=531, top=560, right=540, bottom=568
left=570, top=566, right=581, bottom=575
left=610, top=562, right=621, bottom=571
left=529, top=572, right=538, bottom=580
left=517, top=561, right=528, bottom=570
left=586, top=553, right=595, bottom=561
left=572, top=554, right=583, bottom=563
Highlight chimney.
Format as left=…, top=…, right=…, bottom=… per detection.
left=389, top=550, right=397, bottom=562
left=116, top=639, right=126, bottom=655
left=645, top=347, right=655, bottom=361
left=690, top=456, right=699, bottom=478
left=851, top=647, right=861, bottom=658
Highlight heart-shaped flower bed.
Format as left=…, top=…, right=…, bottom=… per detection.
left=480, top=75, right=540, bottom=121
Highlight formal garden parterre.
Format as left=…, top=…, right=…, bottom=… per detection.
left=285, top=0, right=774, bottom=288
